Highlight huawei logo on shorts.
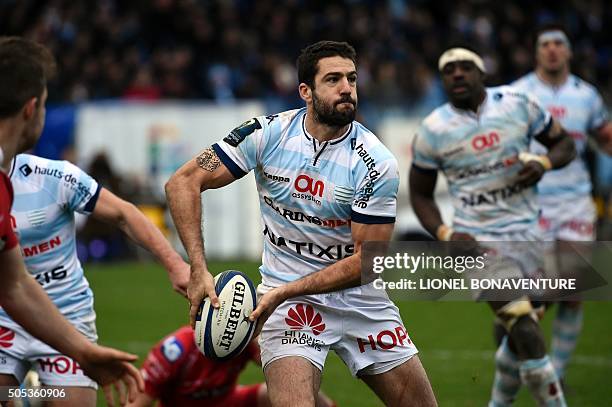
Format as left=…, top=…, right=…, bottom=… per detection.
left=285, top=304, right=326, bottom=336
left=0, top=326, right=15, bottom=348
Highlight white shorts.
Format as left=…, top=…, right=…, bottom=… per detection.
left=258, top=283, right=418, bottom=377
left=0, top=316, right=98, bottom=389
left=469, top=228, right=549, bottom=299
left=538, top=194, right=596, bottom=241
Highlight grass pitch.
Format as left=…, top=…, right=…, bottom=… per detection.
left=88, top=261, right=612, bottom=406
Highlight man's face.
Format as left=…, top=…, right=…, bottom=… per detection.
left=536, top=38, right=570, bottom=74
left=20, top=87, right=47, bottom=153
left=310, top=56, right=357, bottom=127
left=440, top=61, right=483, bottom=106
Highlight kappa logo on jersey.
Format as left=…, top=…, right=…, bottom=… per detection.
left=161, top=336, right=184, bottom=362
left=0, top=326, right=15, bottom=348
left=38, top=356, right=83, bottom=375
left=471, top=132, right=500, bottom=151
left=19, top=164, right=32, bottom=177
left=263, top=170, right=290, bottom=183
left=285, top=304, right=325, bottom=335
left=224, top=118, right=262, bottom=147
left=357, top=326, right=411, bottom=353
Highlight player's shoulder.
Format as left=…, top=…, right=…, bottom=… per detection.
left=568, top=74, right=601, bottom=98
left=13, top=153, right=54, bottom=178
left=156, top=326, right=196, bottom=363
left=488, top=85, right=539, bottom=110
left=225, top=108, right=305, bottom=147
left=421, top=104, right=453, bottom=135
left=510, top=72, right=537, bottom=90
left=351, top=121, right=396, bottom=163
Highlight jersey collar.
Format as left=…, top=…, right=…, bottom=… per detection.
left=301, top=112, right=354, bottom=153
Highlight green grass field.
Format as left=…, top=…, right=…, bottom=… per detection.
left=88, top=261, right=612, bottom=406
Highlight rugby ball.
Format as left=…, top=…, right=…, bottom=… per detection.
left=194, top=270, right=257, bottom=360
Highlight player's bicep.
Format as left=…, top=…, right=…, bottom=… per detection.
left=173, top=146, right=238, bottom=192
left=409, top=165, right=438, bottom=199
left=351, top=222, right=394, bottom=254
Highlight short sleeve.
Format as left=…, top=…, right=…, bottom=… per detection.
left=588, top=90, right=609, bottom=132
left=411, top=126, right=439, bottom=171
left=351, top=153, right=399, bottom=224
left=212, top=117, right=266, bottom=179
left=524, top=92, right=552, bottom=138
left=55, top=161, right=100, bottom=214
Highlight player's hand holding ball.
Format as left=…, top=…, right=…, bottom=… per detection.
left=188, top=264, right=219, bottom=328
left=194, top=271, right=257, bottom=360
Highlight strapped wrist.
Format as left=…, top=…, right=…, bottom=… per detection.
left=518, top=152, right=552, bottom=171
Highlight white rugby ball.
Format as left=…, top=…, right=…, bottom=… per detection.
left=194, top=270, right=257, bottom=360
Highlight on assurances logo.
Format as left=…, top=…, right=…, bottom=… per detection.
left=0, top=326, right=15, bottom=348
left=285, top=304, right=326, bottom=336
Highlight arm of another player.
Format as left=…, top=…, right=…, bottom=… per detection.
left=409, top=166, right=473, bottom=241
left=165, top=147, right=237, bottom=325
left=594, top=121, right=612, bottom=155
left=0, top=246, right=143, bottom=405
left=518, top=119, right=576, bottom=187
left=250, top=221, right=394, bottom=331
left=91, top=188, right=190, bottom=297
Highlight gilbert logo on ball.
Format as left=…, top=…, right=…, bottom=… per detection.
left=194, top=270, right=257, bottom=360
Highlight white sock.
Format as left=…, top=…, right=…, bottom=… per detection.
left=489, top=336, right=521, bottom=407
left=519, top=356, right=566, bottom=407
left=551, top=303, right=583, bottom=379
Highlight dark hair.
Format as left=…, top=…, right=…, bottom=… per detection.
left=533, top=23, right=571, bottom=47
left=0, top=37, right=57, bottom=118
left=297, top=41, right=356, bottom=88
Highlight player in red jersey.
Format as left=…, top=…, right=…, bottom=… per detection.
left=127, top=326, right=336, bottom=407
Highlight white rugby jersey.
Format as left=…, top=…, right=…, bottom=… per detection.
left=0, top=154, right=100, bottom=328
left=512, top=72, right=609, bottom=198
left=213, top=108, right=399, bottom=286
left=412, top=86, right=552, bottom=235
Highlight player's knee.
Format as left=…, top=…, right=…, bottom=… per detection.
left=268, top=387, right=316, bottom=407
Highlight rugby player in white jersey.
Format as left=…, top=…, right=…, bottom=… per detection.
left=409, top=47, right=576, bottom=406
left=0, top=36, right=146, bottom=405
left=511, top=24, right=612, bottom=385
left=0, top=152, right=190, bottom=406
left=166, top=41, right=437, bottom=407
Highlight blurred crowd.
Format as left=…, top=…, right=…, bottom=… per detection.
left=1, top=0, right=611, bottom=112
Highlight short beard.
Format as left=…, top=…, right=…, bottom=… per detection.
left=312, top=91, right=356, bottom=127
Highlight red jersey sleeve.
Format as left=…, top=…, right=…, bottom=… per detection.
left=0, top=172, right=18, bottom=252
left=141, top=326, right=195, bottom=398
